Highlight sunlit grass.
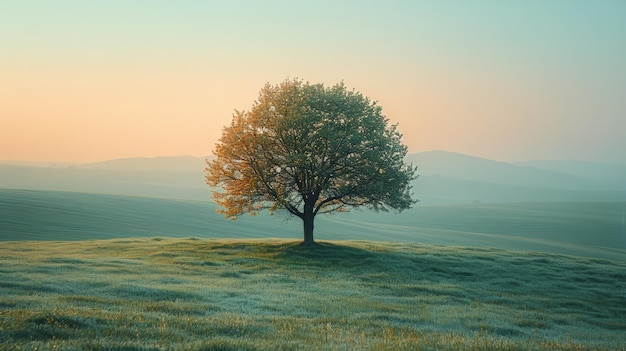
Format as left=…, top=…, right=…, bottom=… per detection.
left=0, top=238, right=624, bottom=350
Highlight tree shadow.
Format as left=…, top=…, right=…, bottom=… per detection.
left=273, top=240, right=394, bottom=269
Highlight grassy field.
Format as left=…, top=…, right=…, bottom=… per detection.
left=0, top=238, right=624, bottom=350
left=2, top=189, right=625, bottom=261
left=0, top=189, right=295, bottom=241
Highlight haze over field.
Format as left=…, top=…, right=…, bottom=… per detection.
left=2, top=1, right=625, bottom=164
left=2, top=152, right=625, bottom=261
left=2, top=151, right=625, bottom=202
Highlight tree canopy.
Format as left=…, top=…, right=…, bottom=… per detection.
left=206, top=79, right=417, bottom=246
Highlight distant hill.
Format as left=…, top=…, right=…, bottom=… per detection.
left=2, top=151, right=624, bottom=204
left=516, top=159, right=626, bottom=190
left=0, top=162, right=211, bottom=201
left=80, top=156, right=209, bottom=173
left=407, top=150, right=588, bottom=189
left=406, top=151, right=626, bottom=203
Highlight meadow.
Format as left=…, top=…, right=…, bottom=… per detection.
left=0, top=238, right=624, bottom=350
left=1, top=189, right=625, bottom=349
left=1, top=189, right=625, bottom=261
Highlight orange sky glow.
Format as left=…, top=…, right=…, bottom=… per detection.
left=1, top=1, right=625, bottom=164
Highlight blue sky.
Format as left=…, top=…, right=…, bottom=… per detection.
left=1, top=1, right=625, bottom=163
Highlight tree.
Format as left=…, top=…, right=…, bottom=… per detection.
left=206, top=79, right=417, bottom=246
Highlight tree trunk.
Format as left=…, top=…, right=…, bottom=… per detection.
left=303, top=214, right=314, bottom=247
left=302, top=198, right=315, bottom=247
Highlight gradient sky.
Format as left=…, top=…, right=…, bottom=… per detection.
left=2, top=1, right=625, bottom=164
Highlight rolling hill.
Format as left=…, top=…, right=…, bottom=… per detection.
left=1, top=238, right=623, bottom=349
left=408, top=150, right=588, bottom=189
left=408, top=151, right=626, bottom=203
left=1, top=189, right=624, bottom=261
left=80, top=155, right=208, bottom=173
left=2, top=151, right=624, bottom=204
left=517, top=159, right=626, bottom=190
left=1, top=156, right=624, bottom=349
left=0, top=162, right=210, bottom=201
left=2, top=151, right=624, bottom=261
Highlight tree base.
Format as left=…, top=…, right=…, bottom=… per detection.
left=301, top=240, right=318, bottom=249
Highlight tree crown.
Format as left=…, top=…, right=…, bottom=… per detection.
left=206, top=79, right=417, bottom=221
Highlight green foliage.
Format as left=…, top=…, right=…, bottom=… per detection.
left=207, top=79, right=417, bottom=243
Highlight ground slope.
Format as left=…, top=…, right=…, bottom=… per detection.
left=1, top=189, right=624, bottom=261
left=0, top=238, right=624, bottom=350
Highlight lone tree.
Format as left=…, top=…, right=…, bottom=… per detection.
left=206, top=79, right=417, bottom=246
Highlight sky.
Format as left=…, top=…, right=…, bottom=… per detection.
left=1, top=1, right=625, bottom=164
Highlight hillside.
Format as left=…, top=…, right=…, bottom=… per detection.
left=0, top=238, right=623, bottom=350
left=80, top=156, right=208, bottom=173
left=0, top=189, right=294, bottom=241
left=407, top=151, right=587, bottom=189
left=1, top=189, right=624, bottom=261
left=0, top=163, right=210, bottom=201
left=517, top=159, right=626, bottom=190
left=408, top=151, right=626, bottom=203
left=3, top=151, right=624, bottom=204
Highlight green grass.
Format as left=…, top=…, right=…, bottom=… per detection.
left=0, top=238, right=624, bottom=350
left=2, top=189, right=625, bottom=261
left=0, top=189, right=296, bottom=241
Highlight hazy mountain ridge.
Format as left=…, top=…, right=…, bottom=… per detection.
left=0, top=163, right=211, bottom=201
left=516, top=159, right=626, bottom=189
left=80, top=156, right=210, bottom=173
left=408, top=150, right=607, bottom=189
left=2, top=151, right=624, bottom=204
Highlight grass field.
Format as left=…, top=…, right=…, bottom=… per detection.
left=0, top=238, right=624, bottom=350
left=1, top=189, right=625, bottom=261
